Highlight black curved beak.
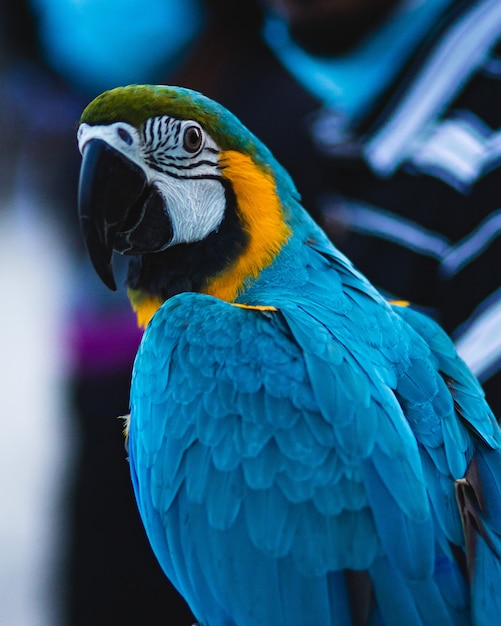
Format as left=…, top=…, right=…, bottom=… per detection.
left=78, top=138, right=148, bottom=290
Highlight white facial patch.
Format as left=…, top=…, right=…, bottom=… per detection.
left=154, top=175, right=226, bottom=246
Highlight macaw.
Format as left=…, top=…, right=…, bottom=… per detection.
left=77, top=84, right=501, bottom=626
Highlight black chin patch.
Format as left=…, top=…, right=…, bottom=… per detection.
left=126, top=178, right=249, bottom=300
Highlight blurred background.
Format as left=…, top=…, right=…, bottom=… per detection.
left=2, top=0, right=501, bottom=624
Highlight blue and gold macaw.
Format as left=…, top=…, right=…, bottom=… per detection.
left=77, top=85, right=501, bottom=626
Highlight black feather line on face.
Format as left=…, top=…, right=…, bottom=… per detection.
left=126, top=179, right=249, bottom=300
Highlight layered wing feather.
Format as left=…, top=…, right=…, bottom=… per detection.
left=128, top=242, right=501, bottom=626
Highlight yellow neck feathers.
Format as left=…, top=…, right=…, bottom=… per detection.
left=204, top=150, right=291, bottom=301
left=128, top=149, right=290, bottom=328
left=127, top=290, right=163, bottom=329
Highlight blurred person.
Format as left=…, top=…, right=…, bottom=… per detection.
left=172, top=0, right=501, bottom=422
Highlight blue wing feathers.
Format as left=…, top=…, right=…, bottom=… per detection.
left=238, top=414, right=273, bottom=456
left=393, top=304, right=500, bottom=447
left=289, top=504, right=377, bottom=574
left=442, top=417, right=470, bottom=479
left=331, top=400, right=377, bottom=459
left=202, top=380, right=237, bottom=419
left=419, top=448, right=465, bottom=546
left=362, top=457, right=434, bottom=580
left=470, top=533, right=501, bottom=626
left=312, top=475, right=366, bottom=517
left=367, top=443, right=428, bottom=523
left=241, top=440, right=283, bottom=489
left=433, top=544, right=469, bottom=612
left=397, top=357, right=440, bottom=404
left=211, top=427, right=243, bottom=473
left=184, top=441, right=213, bottom=503
left=410, top=577, right=468, bottom=626
left=205, top=465, right=245, bottom=530
left=244, top=486, right=297, bottom=557
left=302, top=408, right=337, bottom=447
left=369, top=556, right=424, bottom=626
left=475, top=449, right=501, bottom=534
left=128, top=265, right=501, bottom=624
left=274, top=413, right=330, bottom=464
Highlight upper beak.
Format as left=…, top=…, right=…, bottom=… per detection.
left=78, top=138, right=148, bottom=290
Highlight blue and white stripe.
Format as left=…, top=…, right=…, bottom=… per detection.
left=455, top=289, right=501, bottom=381
left=365, top=0, right=501, bottom=176
left=323, top=197, right=501, bottom=280
left=440, top=210, right=501, bottom=277
left=322, top=197, right=450, bottom=261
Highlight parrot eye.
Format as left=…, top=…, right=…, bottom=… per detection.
left=118, top=127, right=133, bottom=145
left=183, top=125, right=203, bottom=153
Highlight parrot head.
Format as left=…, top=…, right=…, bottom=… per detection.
left=78, top=84, right=299, bottom=325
